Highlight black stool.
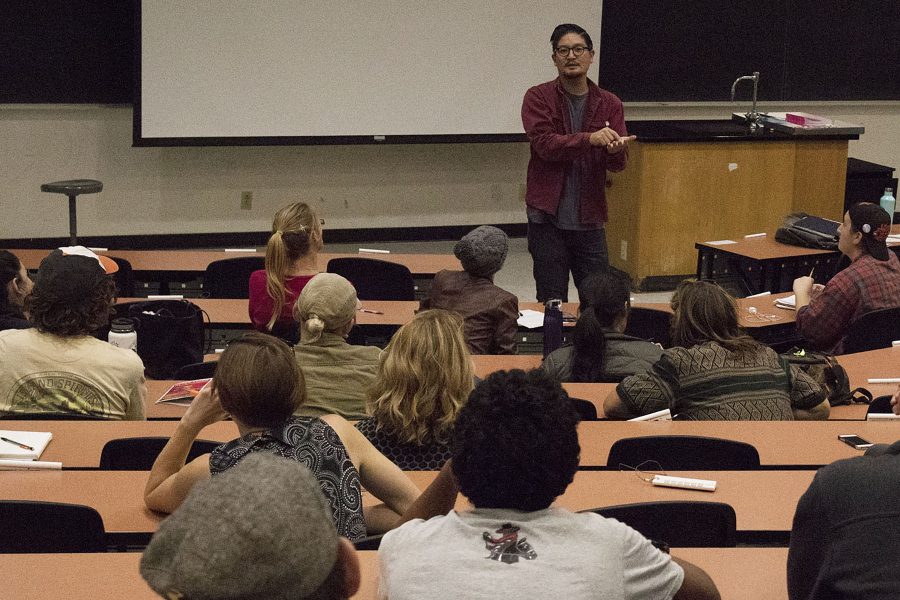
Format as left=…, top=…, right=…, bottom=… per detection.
left=40, top=179, right=103, bottom=245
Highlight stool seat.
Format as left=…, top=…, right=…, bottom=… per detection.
left=40, top=180, right=103, bottom=195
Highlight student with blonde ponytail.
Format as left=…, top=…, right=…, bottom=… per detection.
left=248, top=202, right=323, bottom=339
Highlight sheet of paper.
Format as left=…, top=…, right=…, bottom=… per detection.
left=516, top=309, right=544, bottom=329
left=705, top=240, right=737, bottom=246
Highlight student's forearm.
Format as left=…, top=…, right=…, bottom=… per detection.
left=144, top=422, right=203, bottom=497
left=393, top=461, right=458, bottom=529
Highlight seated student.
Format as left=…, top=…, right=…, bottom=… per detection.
left=0, top=248, right=145, bottom=420
left=142, top=454, right=363, bottom=600
left=420, top=225, right=518, bottom=354
left=356, top=309, right=474, bottom=470
left=788, top=441, right=900, bottom=599
left=542, top=270, right=663, bottom=382
left=144, top=332, right=432, bottom=537
left=0, top=250, right=33, bottom=331
left=605, top=280, right=829, bottom=421
left=294, top=273, right=381, bottom=420
left=793, top=202, right=900, bottom=354
left=378, top=369, right=720, bottom=600
left=249, top=202, right=323, bottom=341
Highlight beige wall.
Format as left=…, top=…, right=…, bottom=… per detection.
left=0, top=102, right=897, bottom=240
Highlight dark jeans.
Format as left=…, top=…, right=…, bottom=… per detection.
left=527, top=221, right=608, bottom=303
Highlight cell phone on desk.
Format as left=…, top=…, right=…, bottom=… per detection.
left=838, top=434, right=873, bottom=450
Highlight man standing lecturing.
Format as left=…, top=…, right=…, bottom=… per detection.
left=522, top=23, right=635, bottom=303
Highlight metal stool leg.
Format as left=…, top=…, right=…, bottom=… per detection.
left=68, top=194, right=78, bottom=245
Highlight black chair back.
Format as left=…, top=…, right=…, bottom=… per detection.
left=586, top=501, right=737, bottom=547
left=569, top=398, right=598, bottom=421
left=108, top=256, right=136, bottom=297
left=867, top=395, right=894, bottom=415
left=172, top=361, right=218, bottom=380
left=99, top=437, right=222, bottom=470
left=353, top=534, right=384, bottom=551
left=326, top=257, right=415, bottom=300
left=607, top=435, right=761, bottom=470
left=623, top=307, right=672, bottom=348
left=203, top=257, right=265, bottom=298
left=0, top=501, right=106, bottom=552
left=0, top=412, right=109, bottom=420
left=843, top=307, right=900, bottom=354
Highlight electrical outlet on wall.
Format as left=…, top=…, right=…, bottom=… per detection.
left=240, top=191, right=253, bottom=210
left=620, top=240, right=628, bottom=261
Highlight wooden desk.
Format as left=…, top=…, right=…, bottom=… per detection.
left=0, top=469, right=811, bottom=537
left=0, top=420, right=239, bottom=468
left=695, top=224, right=900, bottom=294
left=836, top=346, right=900, bottom=397
left=15, top=249, right=460, bottom=277
left=577, top=420, right=900, bottom=468
left=0, top=547, right=790, bottom=600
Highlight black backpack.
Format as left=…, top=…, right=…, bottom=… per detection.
left=781, top=349, right=872, bottom=406
left=775, top=213, right=839, bottom=251
left=117, top=300, right=207, bottom=379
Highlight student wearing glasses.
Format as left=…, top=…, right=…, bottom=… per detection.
left=521, top=23, right=636, bottom=304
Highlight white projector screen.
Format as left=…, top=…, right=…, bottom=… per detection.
left=136, top=1, right=602, bottom=145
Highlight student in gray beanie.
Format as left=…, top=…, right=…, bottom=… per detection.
left=140, top=453, right=361, bottom=600
left=421, top=226, right=518, bottom=354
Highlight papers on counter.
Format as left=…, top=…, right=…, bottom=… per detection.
left=705, top=240, right=737, bottom=246
left=774, top=295, right=797, bottom=310
left=516, top=309, right=544, bottom=329
left=0, top=430, right=53, bottom=461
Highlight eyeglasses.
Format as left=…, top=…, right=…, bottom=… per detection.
left=554, top=45, right=591, bottom=58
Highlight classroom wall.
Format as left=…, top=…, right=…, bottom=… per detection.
left=0, top=102, right=897, bottom=240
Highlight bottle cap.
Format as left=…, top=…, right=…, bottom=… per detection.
left=110, top=317, right=135, bottom=333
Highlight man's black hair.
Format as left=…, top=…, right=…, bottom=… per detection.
left=550, top=24, right=593, bottom=51
left=451, top=369, right=580, bottom=511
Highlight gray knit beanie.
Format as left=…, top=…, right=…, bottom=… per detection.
left=140, top=453, right=339, bottom=600
left=454, top=226, right=509, bottom=278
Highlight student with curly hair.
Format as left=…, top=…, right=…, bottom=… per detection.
left=542, top=270, right=662, bottom=382
left=379, top=369, right=720, bottom=600
left=249, top=202, right=323, bottom=341
left=605, top=280, right=829, bottom=421
left=356, top=309, right=474, bottom=470
left=0, top=250, right=33, bottom=331
left=0, top=249, right=145, bottom=419
left=144, top=332, right=456, bottom=537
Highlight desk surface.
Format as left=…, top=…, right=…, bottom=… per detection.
left=577, top=420, right=900, bottom=467
left=0, top=547, right=790, bottom=600
left=14, top=249, right=460, bottom=276
left=0, top=468, right=812, bottom=535
left=696, top=224, right=900, bottom=260
left=6, top=415, right=897, bottom=470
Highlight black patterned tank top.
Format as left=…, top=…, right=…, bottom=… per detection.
left=209, top=416, right=366, bottom=541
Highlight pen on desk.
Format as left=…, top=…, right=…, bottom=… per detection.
left=358, top=308, right=384, bottom=315
left=1, top=437, right=34, bottom=451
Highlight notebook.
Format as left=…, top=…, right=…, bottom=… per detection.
left=156, top=378, right=212, bottom=407
left=0, top=430, right=53, bottom=460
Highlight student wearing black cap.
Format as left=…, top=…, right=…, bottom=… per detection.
left=793, top=202, right=900, bottom=354
left=0, top=248, right=145, bottom=419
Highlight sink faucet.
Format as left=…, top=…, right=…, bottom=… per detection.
left=731, top=72, right=761, bottom=130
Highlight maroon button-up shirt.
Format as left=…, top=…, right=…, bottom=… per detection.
left=521, top=77, right=628, bottom=225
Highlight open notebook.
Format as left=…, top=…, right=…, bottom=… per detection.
left=0, top=430, right=53, bottom=460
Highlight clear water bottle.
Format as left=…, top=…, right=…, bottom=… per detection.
left=880, top=188, right=896, bottom=224
left=108, top=317, right=137, bottom=351
left=542, top=299, right=563, bottom=357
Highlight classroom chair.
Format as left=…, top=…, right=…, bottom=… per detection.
left=584, top=501, right=737, bottom=547
left=866, top=395, right=894, bottom=416
left=353, top=534, right=384, bottom=551
left=0, top=500, right=106, bottom=553
left=203, top=256, right=265, bottom=298
left=99, top=437, right=221, bottom=470
left=108, top=256, right=136, bottom=297
left=173, top=361, right=218, bottom=380
left=326, top=257, right=415, bottom=301
left=0, top=412, right=109, bottom=420
left=843, top=307, right=900, bottom=354
left=623, top=307, right=672, bottom=348
left=607, top=435, right=761, bottom=470
left=569, top=397, right=599, bottom=421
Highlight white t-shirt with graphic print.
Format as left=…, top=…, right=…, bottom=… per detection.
left=378, top=507, right=684, bottom=600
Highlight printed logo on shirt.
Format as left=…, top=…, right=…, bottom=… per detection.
left=7, top=371, right=112, bottom=417
left=483, top=523, right=537, bottom=564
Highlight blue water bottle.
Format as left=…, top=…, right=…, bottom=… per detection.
left=542, top=299, right=563, bottom=357
left=880, top=188, right=896, bottom=224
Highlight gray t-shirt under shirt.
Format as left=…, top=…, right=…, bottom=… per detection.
left=528, top=91, right=599, bottom=231
left=379, top=507, right=684, bottom=600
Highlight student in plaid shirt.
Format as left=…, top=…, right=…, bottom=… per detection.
left=794, top=202, right=900, bottom=354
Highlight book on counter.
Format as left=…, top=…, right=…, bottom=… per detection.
left=0, top=430, right=53, bottom=460
left=157, top=378, right=212, bottom=406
